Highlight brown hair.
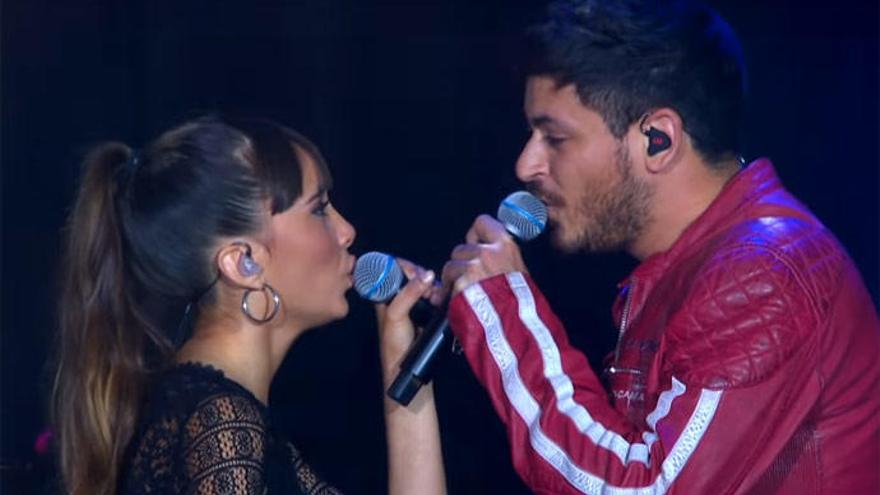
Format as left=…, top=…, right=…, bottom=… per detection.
left=52, top=117, right=331, bottom=494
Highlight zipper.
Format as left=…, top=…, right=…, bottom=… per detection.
left=606, top=278, right=642, bottom=377
left=615, top=278, right=636, bottom=362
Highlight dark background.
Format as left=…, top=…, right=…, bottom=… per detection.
left=3, top=0, right=877, bottom=493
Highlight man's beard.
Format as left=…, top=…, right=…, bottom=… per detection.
left=553, top=146, right=653, bottom=254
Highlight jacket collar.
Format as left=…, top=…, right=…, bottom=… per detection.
left=623, top=158, right=784, bottom=286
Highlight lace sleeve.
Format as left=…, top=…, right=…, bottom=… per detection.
left=285, top=442, right=344, bottom=495
left=182, top=393, right=267, bottom=494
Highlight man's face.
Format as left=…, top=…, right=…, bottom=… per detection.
left=516, top=76, right=653, bottom=253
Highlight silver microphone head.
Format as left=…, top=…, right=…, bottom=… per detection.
left=497, top=190, right=547, bottom=241
left=353, top=251, right=403, bottom=302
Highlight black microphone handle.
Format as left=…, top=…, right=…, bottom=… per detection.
left=383, top=191, right=546, bottom=406
left=408, top=298, right=436, bottom=329
left=387, top=310, right=451, bottom=406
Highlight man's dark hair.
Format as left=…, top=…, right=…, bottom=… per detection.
left=523, top=0, right=746, bottom=164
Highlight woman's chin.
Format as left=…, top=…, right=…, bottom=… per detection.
left=336, top=299, right=350, bottom=318
left=327, top=299, right=350, bottom=322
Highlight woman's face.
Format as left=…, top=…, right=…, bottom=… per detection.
left=263, top=149, right=356, bottom=330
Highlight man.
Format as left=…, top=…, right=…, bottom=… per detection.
left=441, top=1, right=880, bottom=493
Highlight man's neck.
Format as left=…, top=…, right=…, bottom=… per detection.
left=628, top=158, right=741, bottom=261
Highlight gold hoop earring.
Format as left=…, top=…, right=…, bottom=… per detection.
left=241, top=283, right=281, bottom=324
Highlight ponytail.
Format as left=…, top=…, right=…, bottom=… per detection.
left=52, top=143, right=169, bottom=495
left=52, top=117, right=317, bottom=494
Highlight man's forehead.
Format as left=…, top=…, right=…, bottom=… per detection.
left=524, top=78, right=598, bottom=128
left=525, top=78, right=582, bottom=110
left=525, top=76, right=576, bottom=96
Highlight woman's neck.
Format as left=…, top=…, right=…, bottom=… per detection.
left=176, top=313, right=300, bottom=404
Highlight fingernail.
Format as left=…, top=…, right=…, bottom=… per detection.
left=421, top=270, right=435, bottom=284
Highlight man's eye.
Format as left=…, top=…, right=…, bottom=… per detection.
left=544, top=135, right=566, bottom=147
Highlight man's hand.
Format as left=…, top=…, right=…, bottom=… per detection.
left=441, top=214, right=529, bottom=296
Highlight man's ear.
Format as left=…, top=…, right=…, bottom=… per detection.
left=216, top=241, right=265, bottom=288
left=637, top=108, right=684, bottom=174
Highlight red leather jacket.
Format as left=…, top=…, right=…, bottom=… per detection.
left=448, top=159, right=880, bottom=494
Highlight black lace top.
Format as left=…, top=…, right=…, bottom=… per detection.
left=120, top=362, right=342, bottom=495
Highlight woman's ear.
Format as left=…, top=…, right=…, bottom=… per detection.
left=217, top=241, right=264, bottom=288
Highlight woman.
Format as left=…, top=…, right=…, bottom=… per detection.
left=52, top=116, right=445, bottom=494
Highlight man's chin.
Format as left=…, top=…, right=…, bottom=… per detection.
left=550, top=225, right=624, bottom=255
left=550, top=227, right=583, bottom=254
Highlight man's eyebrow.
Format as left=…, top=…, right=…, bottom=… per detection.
left=529, top=115, right=560, bottom=128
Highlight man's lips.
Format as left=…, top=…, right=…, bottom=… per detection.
left=536, top=192, right=563, bottom=208
left=525, top=183, right=562, bottom=208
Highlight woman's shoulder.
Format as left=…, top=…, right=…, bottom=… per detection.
left=121, top=362, right=270, bottom=494
left=143, top=361, right=268, bottom=426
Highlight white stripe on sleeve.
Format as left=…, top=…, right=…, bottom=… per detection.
left=463, top=279, right=721, bottom=495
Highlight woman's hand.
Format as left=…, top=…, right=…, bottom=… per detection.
left=374, top=259, right=441, bottom=376
left=374, top=259, right=448, bottom=495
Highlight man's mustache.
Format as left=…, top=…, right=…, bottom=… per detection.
left=526, top=182, right=564, bottom=207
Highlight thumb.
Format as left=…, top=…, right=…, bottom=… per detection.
left=385, top=269, right=435, bottom=323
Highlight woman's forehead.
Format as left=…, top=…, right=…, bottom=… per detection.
left=293, top=143, right=331, bottom=192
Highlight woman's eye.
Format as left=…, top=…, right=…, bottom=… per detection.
left=313, top=200, right=330, bottom=216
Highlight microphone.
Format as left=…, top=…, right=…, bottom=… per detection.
left=354, top=191, right=547, bottom=405
left=353, top=251, right=406, bottom=303
left=354, top=250, right=448, bottom=404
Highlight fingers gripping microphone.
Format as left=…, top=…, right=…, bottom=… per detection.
left=354, top=191, right=547, bottom=406
left=354, top=251, right=447, bottom=405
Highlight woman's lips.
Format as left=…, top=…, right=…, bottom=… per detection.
left=345, top=257, right=356, bottom=287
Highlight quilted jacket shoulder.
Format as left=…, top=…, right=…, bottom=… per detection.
left=664, top=215, right=845, bottom=389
